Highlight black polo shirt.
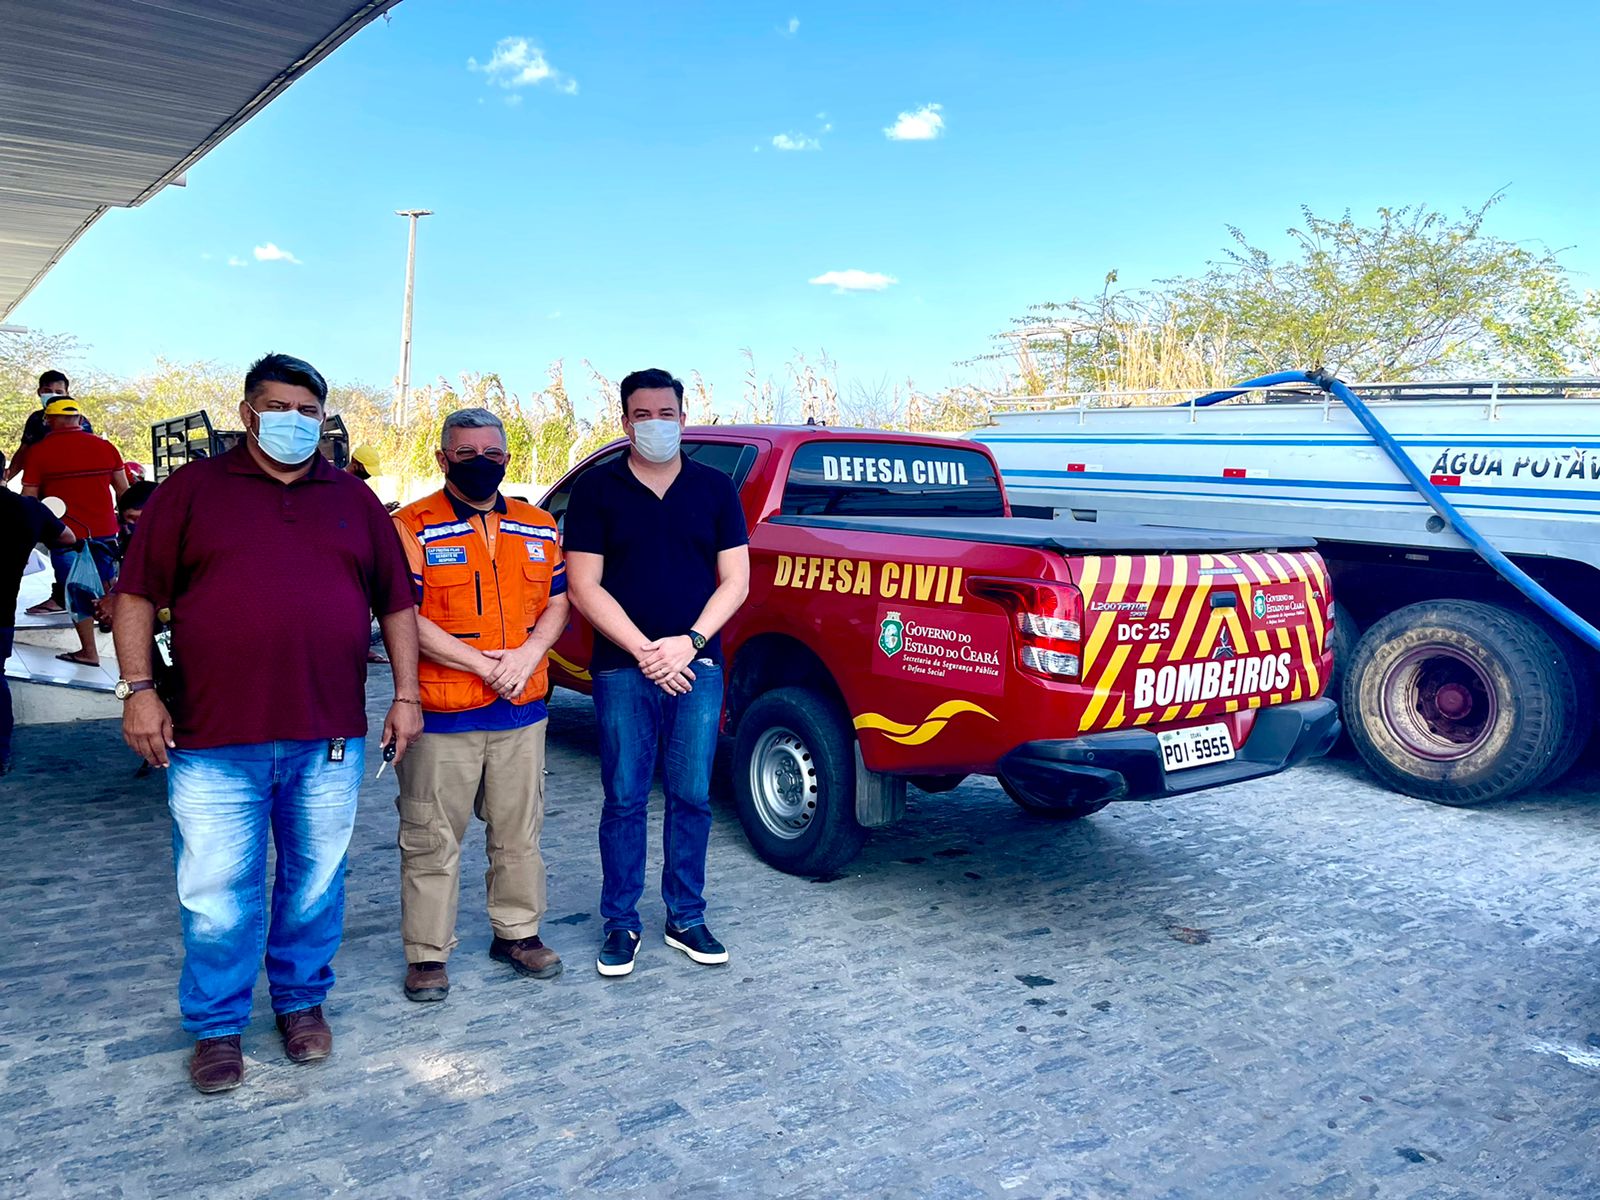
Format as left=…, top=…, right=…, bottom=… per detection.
left=563, top=451, right=747, bottom=672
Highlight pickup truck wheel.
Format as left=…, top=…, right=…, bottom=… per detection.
left=998, top=778, right=1111, bottom=821
left=733, top=687, right=866, bottom=875
left=1341, top=600, right=1579, bottom=806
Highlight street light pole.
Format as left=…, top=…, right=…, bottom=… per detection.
left=394, top=209, right=432, bottom=424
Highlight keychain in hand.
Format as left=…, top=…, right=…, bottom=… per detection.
left=375, top=739, right=398, bottom=781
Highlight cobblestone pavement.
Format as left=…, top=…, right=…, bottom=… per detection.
left=2, top=682, right=1598, bottom=1200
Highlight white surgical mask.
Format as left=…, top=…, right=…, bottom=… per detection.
left=631, top=418, right=682, bottom=464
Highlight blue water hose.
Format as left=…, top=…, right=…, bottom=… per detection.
left=1187, top=369, right=1600, bottom=655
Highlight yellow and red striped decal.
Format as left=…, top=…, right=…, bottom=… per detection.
left=1073, top=551, right=1329, bottom=733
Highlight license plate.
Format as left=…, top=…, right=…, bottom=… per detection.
left=1158, top=722, right=1236, bottom=772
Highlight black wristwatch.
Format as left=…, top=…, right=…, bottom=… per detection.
left=687, top=629, right=708, bottom=652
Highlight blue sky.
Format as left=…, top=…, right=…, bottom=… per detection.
left=16, top=0, right=1600, bottom=414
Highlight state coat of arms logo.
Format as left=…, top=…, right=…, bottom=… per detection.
left=878, top=611, right=905, bottom=657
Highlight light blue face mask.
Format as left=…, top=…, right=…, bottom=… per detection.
left=252, top=409, right=322, bottom=466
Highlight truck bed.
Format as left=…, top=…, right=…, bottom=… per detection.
left=765, top=514, right=1315, bottom=554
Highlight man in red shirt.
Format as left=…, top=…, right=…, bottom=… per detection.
left=21, top=397, right=128, bottom=665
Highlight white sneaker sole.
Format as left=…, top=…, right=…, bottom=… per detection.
left=664, top=932, right=729, bottom=965
left=596, top=936, right=640, bottom=977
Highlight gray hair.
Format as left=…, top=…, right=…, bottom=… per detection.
left=440, top=407, right=506, bottom=450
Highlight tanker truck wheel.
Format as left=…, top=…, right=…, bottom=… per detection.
left=733, top=687, right=866, bottom=875
left=1341, top=600, right=1580, bottom=806
left=1530, top=627, right=1594, bottom=790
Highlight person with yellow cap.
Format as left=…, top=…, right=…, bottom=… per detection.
left=348, top=444, right=382, bottom=482
left=20, top=396, right=129, bottom=663
left=5, top=369, right=96, bottom=485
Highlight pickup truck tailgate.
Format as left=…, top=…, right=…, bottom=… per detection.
left=1069, top=549, right=1331, bottom=733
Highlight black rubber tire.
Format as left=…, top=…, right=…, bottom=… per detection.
left=1323, top=601, right=1360, bottom=756
left=1341, top=599, right=1580, bottom=806
left=909, top=774, right=967, bottom=795
left=732, top=687, right=866, bottom=875
left=1326, top=601, right=1358, bottom=703
left=998, top=777, right=1111, bottom=821
left=1531, top=629, right=1595, bottom=790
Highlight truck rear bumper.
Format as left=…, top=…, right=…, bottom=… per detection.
left=997, top=698, right=1340, bottom=808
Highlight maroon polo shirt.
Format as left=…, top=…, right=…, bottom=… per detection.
left=116, top=444, right=413, bottom=750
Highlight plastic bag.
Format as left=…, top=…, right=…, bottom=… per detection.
left=64, top=546, right=106, bottom=621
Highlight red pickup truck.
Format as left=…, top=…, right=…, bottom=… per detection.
left=538, top=427, right=1339, bottom=874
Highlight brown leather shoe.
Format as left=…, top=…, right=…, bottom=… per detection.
left=275, top=1005, right=333, bottom=1063
left=490, top=935, right=563, bottom=979
left=404, top=961, right=450, bottom=1002
left=189, top=1035, right=244, bottom=1094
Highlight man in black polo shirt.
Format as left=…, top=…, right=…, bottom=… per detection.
left=565, top=368, right=750, bottom=977
left=0, top=451, right=79, bottom=774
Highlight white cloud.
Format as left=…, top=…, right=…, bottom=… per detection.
left=253, top=242, right=301, bottom=265
left=226, top=256, right=248, bottom=268
left=884, top=103, right=945, bottom=141
left=772, top=133, right=820, bottom=152
left=782, top=16, right=799, bottom=35
left=468, top=36, right=578, bottom=95
left=809, top=269, right=898, bottom=294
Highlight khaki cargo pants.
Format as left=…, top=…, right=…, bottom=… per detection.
left=395, top=721, right=547, bottom=963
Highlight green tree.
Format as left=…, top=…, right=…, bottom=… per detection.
left=0, top=328, right=83, bottom=458
left=1007, top=197, right=1593, bottom=394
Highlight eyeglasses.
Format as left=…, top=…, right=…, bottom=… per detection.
left=446, top=447, right=508, bottom=465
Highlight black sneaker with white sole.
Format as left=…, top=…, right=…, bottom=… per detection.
left=664, top=923, right=729, bottom=965
left=597, top=929, right=641, bottom=977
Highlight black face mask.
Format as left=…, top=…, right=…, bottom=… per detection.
left=447, top=455, right=506, bottom=502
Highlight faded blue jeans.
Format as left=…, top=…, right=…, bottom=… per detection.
left=593, top=662, right=722, bottom=934
left=167, top=738, right=363, bottom=1037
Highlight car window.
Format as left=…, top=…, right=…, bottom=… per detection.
left=542, top=448, right=624, bottom=533
left=781, top=441, right=1005, bottom=517
left=684, top=440, right=759, bottom=487
left=541, top=441, right=758, bottom=533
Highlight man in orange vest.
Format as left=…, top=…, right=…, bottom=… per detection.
left=392, top=408, right=568, bottom=1001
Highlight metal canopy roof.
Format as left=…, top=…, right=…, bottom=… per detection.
left=0, top=0, right=399, bottom=321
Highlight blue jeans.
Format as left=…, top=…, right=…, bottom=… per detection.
left=593, top=663, right=722, bottom=934
left=167, top=739, right=363, bottom=1037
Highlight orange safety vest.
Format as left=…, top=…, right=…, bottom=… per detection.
left=396, top=489, right=559, bottom=714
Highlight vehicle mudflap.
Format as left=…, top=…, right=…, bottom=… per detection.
left=854, top=744, right=907, bottom=828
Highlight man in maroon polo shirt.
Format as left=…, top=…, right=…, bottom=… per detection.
left=113, top=353, right=423, bottom=1095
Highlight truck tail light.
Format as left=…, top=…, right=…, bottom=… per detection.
left=970, top=577, right=1083, bottom=679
